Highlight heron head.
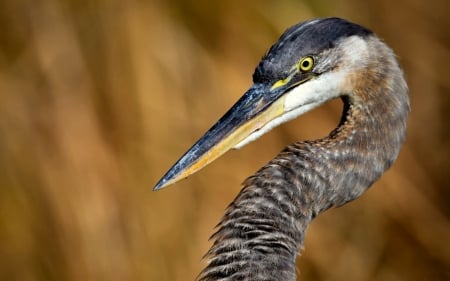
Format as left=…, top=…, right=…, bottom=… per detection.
left=154, top=18, right=376, bottom=190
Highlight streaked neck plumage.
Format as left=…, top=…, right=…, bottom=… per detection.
left=197, top=36, right=409, bottom=281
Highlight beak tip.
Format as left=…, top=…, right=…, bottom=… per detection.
left=153, top=178, right=168, bottom=191
left=153, top=171, right=181, bottom=191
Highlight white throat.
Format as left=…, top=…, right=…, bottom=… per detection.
left=234, top=36, right=370, bottom=149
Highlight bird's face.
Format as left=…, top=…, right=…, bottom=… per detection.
left=154, top=18, right=373, bottom=190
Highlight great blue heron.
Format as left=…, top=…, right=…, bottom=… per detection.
left=154, top=17, right=409, bottom=281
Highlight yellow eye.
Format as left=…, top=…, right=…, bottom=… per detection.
left=298, top=56, right=314, bottom=72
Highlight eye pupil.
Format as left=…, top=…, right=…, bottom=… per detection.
left=299, top=56, right=313, bottom=72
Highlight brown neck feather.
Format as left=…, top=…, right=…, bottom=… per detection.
left=197, top=39, right=409, bottom=281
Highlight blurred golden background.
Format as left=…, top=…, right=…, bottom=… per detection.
left=0, top=0, right=449, bottom=280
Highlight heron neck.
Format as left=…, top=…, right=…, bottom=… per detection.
left=198, top=45, right=409, bottom=281
left=198, top=93, right=408, bottom=281
left=317, top=44, right=409, bottom=209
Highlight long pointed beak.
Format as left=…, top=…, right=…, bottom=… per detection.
left=153, top=83, right=288, bottom=190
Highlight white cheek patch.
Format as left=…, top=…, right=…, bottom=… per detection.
left=233, top=35, right=370, bottom=150
left=284, top=70, right=347, bottom=112
left=233, top=70, right=348, bottom=149
left=339, top=36, right=370, bottom=68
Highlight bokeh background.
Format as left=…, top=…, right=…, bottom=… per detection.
left=1, top=0, right=449, bottom=280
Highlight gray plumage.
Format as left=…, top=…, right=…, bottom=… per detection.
left=154, top=17, right=409, bottom=281
left=196, top=18, right=409, bottom=280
